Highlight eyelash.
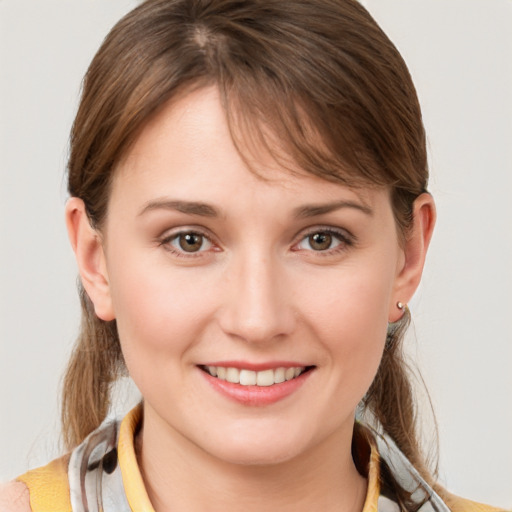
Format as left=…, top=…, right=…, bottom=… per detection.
left=158, top=229, right=218, bottom=258
left=157, top=226, right=354, bottom=258
left=292, top=227, right=354, bottom=256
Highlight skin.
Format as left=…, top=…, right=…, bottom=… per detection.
left=0, top=482, right=30, bottom=512
left=65, top=86, right=435, bottom=511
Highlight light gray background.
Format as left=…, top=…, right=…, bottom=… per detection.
left=1, top=0, right=511, bottom=507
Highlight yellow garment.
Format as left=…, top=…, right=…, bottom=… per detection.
left=443, top=493, right=505, bottom=512
left=17, top=454, right=71, bottom=512
left=17, top=405, right=504, bottom=512
left=117, top=404, right=154, bottom=511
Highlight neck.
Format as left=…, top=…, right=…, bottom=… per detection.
left=136, top=407, right=368, bottom=512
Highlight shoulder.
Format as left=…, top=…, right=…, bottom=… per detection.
left=0, top=481, right=31, bottom=512
left=12, top=454, right=72, bottom=512
left=441, top=491, right=508, bottom=512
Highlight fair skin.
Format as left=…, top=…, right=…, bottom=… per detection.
left=1, top=86, right=434, bottom=512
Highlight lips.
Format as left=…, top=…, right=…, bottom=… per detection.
left=198, top=363, right=315, bottom=405
left=201, top=365, right=306, bottom=386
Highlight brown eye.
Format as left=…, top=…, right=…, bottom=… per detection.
left=295, top=229, right=349, bottom=253
left=308, top=232, right=333, bottom=251
left=178, top=233, right=205, bottom=252
left=165, top=232, right=213, bottom=254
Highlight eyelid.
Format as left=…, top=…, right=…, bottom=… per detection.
left=157, top=226, right=221, bottom=256
left=156, top=224, right=354, bottom=257
left=291, top=225, right=355, bottom=253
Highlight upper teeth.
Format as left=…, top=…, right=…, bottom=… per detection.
left=206, top=366, right=305, bottom=386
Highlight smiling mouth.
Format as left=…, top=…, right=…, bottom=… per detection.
left=199, top=365, right=314, bottom=387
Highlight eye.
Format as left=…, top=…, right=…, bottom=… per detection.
left=295, top=229, right=351, bottom=252
left=303, top=232, right=336, bottom=251
left=166, top=231, right=213, bottom=254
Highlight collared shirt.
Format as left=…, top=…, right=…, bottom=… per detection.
left=17, top=404, right=503, bottom=512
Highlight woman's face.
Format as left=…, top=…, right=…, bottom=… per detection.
left=95, top=87, right=411, bottom=465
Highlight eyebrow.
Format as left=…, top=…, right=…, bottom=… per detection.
left=293, top=200, right=374, bottom=218
left=138, top=198, right=373, bottom=219
left=138, top=199, right=220, bottom=217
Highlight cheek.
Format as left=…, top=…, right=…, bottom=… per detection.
left=298, top=257, right=396, bottom=394
left=301, top=257, right=394, bottom=340
left=106, top=250, right=218, bottom=368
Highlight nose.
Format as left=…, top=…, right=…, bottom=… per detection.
left=217, top=251, right=296, bottom=345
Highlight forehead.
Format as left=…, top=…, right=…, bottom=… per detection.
left=112, top=86, right=385, bottom=213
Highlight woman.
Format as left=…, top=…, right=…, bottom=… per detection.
left=0, top=0, right=505, bottom=510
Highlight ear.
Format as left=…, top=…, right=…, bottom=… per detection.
left=389, top=193, right=436, bottom=322
left=65, top=197, right=115, bottom=321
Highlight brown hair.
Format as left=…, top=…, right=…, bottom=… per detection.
left=63, top=0, right=438, bottom=505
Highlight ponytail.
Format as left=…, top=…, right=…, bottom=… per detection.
left=61, top=285, right=124, bottom=449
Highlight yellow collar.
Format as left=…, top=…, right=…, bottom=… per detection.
left=117, top=404, right=382, bottom=512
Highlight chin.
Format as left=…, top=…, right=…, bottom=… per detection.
left=195, top=422, right=314, bottom=467
left=209, top=443, right=302, bottom=467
